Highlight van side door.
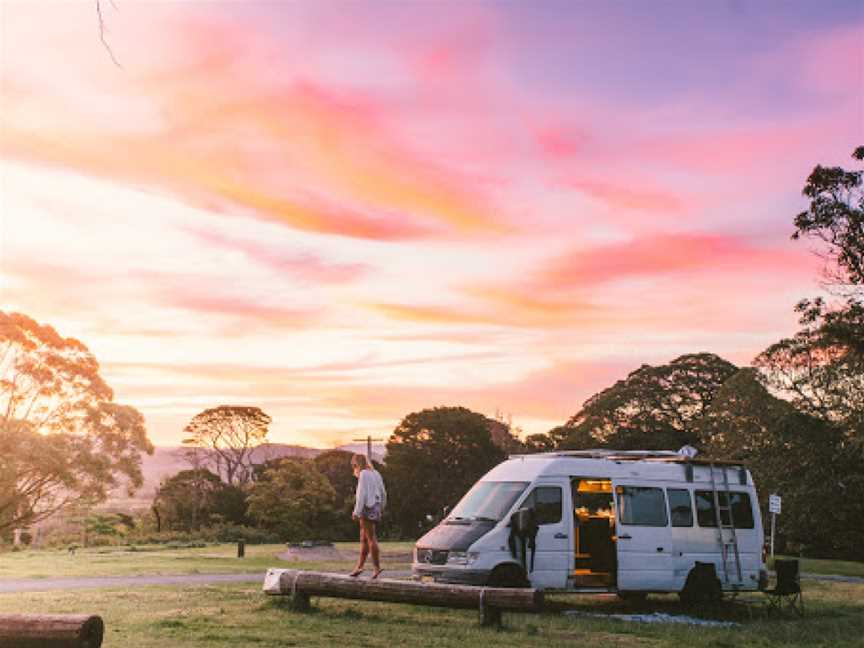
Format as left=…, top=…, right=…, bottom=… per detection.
left=613, top=482, right=674, bottom=592
left=519, top=481, right=571, bottom=590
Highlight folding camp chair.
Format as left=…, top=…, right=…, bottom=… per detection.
left=764, top=559, right=804, bottom=617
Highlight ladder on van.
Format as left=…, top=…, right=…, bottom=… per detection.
left=708, top=463, right=743, bottom=586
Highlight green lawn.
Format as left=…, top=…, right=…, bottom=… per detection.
left=770, top=556, right=864, bottom=579
left=0, top=580, right=861, bottom=647
left=0, top=542, right=415, bottom=580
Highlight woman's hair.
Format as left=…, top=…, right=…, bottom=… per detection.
left=351, top=453, right=371, bottom=469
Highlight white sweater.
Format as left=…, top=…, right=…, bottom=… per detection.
left=353, top=468, right=387, bottom=516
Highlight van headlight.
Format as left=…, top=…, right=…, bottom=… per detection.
left=447, top=551, right=479, bottom=566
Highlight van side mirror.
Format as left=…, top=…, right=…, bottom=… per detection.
left=511, top=507, right=536, bottom=535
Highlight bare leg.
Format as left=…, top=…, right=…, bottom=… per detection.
left=362, top=519, right=382, bottom=577
left=351, top=521, right=369, bottom=575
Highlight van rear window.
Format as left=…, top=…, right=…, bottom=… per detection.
left=695, top=491, right=755, bottom=529
left=617, top=486, right=667, bottom=527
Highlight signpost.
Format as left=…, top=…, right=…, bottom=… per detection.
left=768, top=494, right=782, bottom=558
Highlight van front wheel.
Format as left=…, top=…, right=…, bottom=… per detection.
left=487, top=564, right=529, bottom=588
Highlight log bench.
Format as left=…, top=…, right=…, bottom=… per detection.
left=263, top=568, right=543, bottom=627
left=0, top=614, right=104, bottom=648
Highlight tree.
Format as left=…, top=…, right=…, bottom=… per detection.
left=182, top=406, right=271, bottom=488
left=0, top=312, right=153, bottom=535
left=754, top=317, right=864, bottom=442
left=247, top=459, right=336, bottom=541
left=522, top=432, right=558, bottom=453
left=383, top=406, right=506, bottom=538
left=698, top=369, right=864, bottom=559
left=792, top=146, right=864, bottom=293
left=152, top=469, right=247, bottom=531
left=556, top=353, right=738, bottom=451
left=486, top=414, right=525, bottom=454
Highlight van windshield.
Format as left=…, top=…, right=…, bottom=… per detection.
left=448, top=481, right=529, bottom=522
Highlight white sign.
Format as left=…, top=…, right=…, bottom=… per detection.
left=769, top=494, right=782, bottom=515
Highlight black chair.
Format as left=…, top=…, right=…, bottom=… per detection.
left=764, top=559, right=804, bottom=617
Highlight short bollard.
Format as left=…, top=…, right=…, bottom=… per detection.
left=237, top=540, right=245, bottom=558
left=478, top=589, right=502, bottom=628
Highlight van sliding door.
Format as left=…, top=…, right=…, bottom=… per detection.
left=613, top=482, right=674, bottom=592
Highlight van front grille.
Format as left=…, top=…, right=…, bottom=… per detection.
left=416, top=548, right=448, bottom=565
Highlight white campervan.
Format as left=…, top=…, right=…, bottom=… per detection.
left=413, top=450, right=767, bottom=600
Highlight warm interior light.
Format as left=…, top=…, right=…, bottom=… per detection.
left=577, top=479, right=612, bottom=493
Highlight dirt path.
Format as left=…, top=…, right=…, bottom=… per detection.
left=0, top=569, right=414, bottom=594
left=0, top=570, right=857, bottom=594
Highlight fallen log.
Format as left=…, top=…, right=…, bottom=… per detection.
left=0, top=614, right=104, bottom=648
left=263, top=568, right=543, bottom=626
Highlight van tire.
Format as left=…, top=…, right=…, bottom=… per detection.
left=487, top=564, right=529, bottom=588
left=679, top=563, right=722, bottom=605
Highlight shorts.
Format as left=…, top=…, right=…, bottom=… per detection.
left=360, top=503, right=382, bottom=522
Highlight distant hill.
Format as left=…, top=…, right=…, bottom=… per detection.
left=110, top=442, right=386, bottom=509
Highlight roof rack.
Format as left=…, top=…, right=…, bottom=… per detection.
left=513, top=449, right=747, bottom=467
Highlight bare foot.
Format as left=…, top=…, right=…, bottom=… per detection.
left=371, top=568, right=383, bottom=579
left=349, top=568, right=364, bottom=577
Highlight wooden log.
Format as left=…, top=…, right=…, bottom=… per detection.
left=0, top=614, right=104, bottom=648
left=263, top=569, right=543, bottom=613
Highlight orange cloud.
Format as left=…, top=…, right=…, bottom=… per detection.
left=0, top=18, right=505, bottom=242
left=319, top=359, right=636, bottom=422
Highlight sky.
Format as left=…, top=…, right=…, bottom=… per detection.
left=1, top=1, right=862, bottom=448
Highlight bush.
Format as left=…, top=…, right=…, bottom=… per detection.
left=126, top=523, right=280, bottom=546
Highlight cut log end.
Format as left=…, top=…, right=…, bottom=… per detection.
left=0, top=614, right=104, bottom=648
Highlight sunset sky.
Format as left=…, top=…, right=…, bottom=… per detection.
left=1, top=1, right=862, bottom=447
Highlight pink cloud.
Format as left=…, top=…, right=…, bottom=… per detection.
left=564, top=177, right=686, bottom=213
left=182, top=227, right=369, bottom=283
left=320, top=359, right=637, bottom=422
left=161, top=288, right=322, bottom=329
left=539, top=232, right=812, bottom=288
left=535, top=127, right=591, bottom=159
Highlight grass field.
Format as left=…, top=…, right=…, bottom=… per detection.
left=1, top=544, right=861, bottom=647
left=0, top=542, right=415, bottom=579
left=0, top=580, right=862, bottom=647
left=770, top=556, right=864, bottom=579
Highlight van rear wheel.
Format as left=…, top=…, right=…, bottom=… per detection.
left=679, top=564, right=722, bottom=605
left=487, top=564, right=529, bottom=588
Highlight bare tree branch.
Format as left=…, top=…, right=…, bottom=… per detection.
left=95, top=0, right=122, bottom=68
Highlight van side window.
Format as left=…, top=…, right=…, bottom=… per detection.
left=616, top=486, right=667, bottom=526
left=667, top=489, right=693, bottom=527
left=695, top=491, right=755, bottom=529
left=523, top=486, right=562, bottom=525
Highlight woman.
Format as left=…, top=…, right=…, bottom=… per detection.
left=349, top=453, right=387, bottom=578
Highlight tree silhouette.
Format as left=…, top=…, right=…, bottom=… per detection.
left=247, top=458, right=335, bottom=541
left=153, top=468, right=247, bottom=531
left=182, top=406, right=272, bottom=488
left=0, top=311, right=152, bottom=534
left=383, top=406, right=506, bottom=537
left=557, top=353, right=738, bottom=451
left=793, top=146, right=864, bottom=293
